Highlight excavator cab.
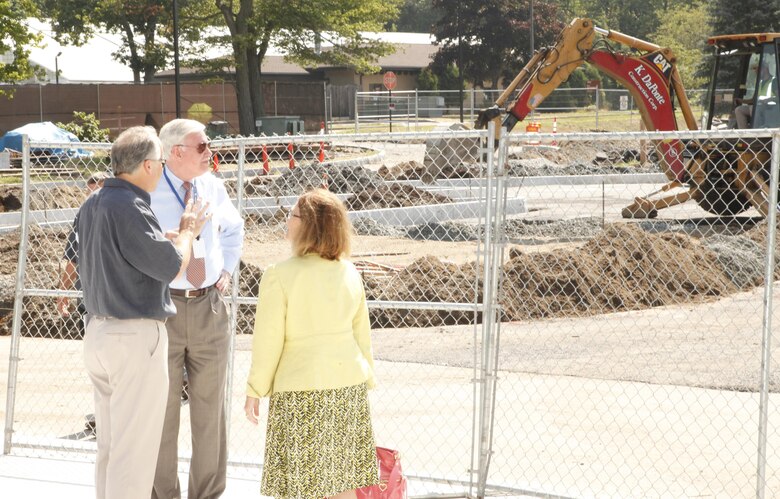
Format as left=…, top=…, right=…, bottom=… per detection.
left=704, top=34, right=780, bottom=130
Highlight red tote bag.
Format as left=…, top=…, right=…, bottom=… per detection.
left=356, top=447, right=407, bottom=499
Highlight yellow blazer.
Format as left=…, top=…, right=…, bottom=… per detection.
left=246, top=254, right=376, bottom=398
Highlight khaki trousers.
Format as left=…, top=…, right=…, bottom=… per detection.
left=83, top=316, right=169, bottom=499
left=152, top=288, right=230, bottom=499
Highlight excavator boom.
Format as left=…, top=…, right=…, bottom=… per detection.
left=475, top=18, right=708, bottom=218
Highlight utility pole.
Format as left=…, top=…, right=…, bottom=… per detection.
left=530, top=0, right=535, bottom=57
left=55, top=52, right=62, bottom=85
left=173, top=0, right=181, bottom=118
left=458, top=3, right=464, bottom=123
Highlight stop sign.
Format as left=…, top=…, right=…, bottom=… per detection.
left=383, top=71, right=397, bottom=90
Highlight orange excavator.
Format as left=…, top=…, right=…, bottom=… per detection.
left=475, top=18, right=780, bottom=218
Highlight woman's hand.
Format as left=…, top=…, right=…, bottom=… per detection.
left=245, top=396, right=260, bottom=425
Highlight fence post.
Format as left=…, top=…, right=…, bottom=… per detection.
left=414, top=89, right=419, bottom=132
left=474, top=121, right=505, bottom=498
left=470, top=89, right=476, bottom=123
left=355, top=92, right=359, bottom=133
left=223, top=140, right=245, bottom=456
left=4, top=136, right=32, bottom=455
left=595, top=89, right=600, bottom=128
left=756, top=130, right=780, bottom=498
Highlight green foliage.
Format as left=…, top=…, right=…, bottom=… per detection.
left=417, top=68, right=439, bottom=90
left=438, top=63, right=462, bottom=91
left=0, top=0, right=42, bottom=90
left=386, top=0, right=440, bottom=32
left=55, top=112, right=110, bottom=142
left=709, top=0, right=780, bottom=34
left=561, top=0, right=659, bottom=39
left=37, top=0, right=171, bottom=83
left=199, top=0, right=403, bottom=133
left=431, top=0, right=566, bottom=89
left=651, top=2, right=711, bottom=89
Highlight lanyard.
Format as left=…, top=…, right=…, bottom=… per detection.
left=163, top=167, right=196, bottom=210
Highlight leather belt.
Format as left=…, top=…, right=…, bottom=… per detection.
left=170, top=285, right=214, bottom=298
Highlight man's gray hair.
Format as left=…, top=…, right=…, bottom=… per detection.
left=110, top=126, right=160, bottom=176
left=159, top=119, right=206, bottom=159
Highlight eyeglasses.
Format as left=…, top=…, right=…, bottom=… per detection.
left=146, top=157, right=165, bottom=163
left=176, top=142, right=210, bottom=154
left=286, top=210, right=301, bottom=220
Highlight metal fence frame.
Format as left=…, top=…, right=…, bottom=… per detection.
left=3, top=126, right=780, bottom=498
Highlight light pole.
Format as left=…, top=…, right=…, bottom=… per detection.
left=173, top=0, right=181, bottom=118
left=529, top=0, right=535, bottom=57
left=55, top=51, right=62, bottom=85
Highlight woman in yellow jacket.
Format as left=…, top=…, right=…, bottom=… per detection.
left=245, top=188, right=379, bottom=499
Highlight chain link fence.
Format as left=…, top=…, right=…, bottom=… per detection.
left=3, top=126, right=780, bottom=497
left=354, top=88, right=711, bottom=133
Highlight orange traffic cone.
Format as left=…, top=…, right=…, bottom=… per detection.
left=287, top=142, right=295, bottom=169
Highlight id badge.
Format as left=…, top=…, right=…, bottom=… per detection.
left=192, top=238, right=206, bottom=258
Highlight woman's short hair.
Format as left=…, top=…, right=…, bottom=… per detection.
left=110, top=126, right=160, bottom=176
left=292, top=188, right=352, bottom=260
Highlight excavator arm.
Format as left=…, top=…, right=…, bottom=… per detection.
left=478, top=18, right=702, bottom=218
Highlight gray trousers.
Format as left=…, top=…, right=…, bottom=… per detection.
left=84, top=316, right=169, bottom=499
left=152, top=288, right=230, bottom=499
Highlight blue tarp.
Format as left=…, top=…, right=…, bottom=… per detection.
left=0, top=121, right=91, bottom=157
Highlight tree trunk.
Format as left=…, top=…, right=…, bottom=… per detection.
left=234, top=49, right=256, bottom=135
left=247, top=47, right=264, bottom=122
left=219, top=0, right=256, bottom=135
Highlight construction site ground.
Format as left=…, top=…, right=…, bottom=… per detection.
left=3, top=134, right=780, bottom=496
left=3, top=284, right=780, bottom=497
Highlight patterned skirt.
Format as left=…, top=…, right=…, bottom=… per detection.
left=261, top=382, right=379, bottom=499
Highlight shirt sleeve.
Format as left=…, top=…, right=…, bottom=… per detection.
left=352, top=274, right=376, bottom=389
left=214, top=181, right=244, bottom=273
left=247, top=265, right=286, bottom=398
left=116, top=199, right=183, bottom=284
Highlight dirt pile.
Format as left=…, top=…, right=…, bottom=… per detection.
left=1, top=221, right=774, bottom=335
left=366, top=256, right=482, bottom=328
left=345, top=183, right=451, bottom=211
left=501, top=224, right=736, bottom=320
left=378, top=160, right=481, bottom=181
left=224, top=164, right=452, bottom=211
left=0, top=226, right=84, bottom=338
left=0, top=185, right=87, bottom=212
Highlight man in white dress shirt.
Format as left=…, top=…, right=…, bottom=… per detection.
left=151, top=119, right=244, bottom=499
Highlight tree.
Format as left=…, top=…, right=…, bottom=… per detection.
left=203, top=0, right=401, bottom=135
left=709, top=0, right=780, bottom=35
left=56, top=111, right=111, bottom=142
left=417, top=67, right=438, bottom=90
left=386, top=0, right=439, bottom=32
left=651, top=2, right=711, bottom=89
left=0, top=0, right=42, bottom=90
left=38, top=0, right=170, bottom=83
left=431, top=0, right=565, bottom=90
left=559, top=0, right=661, bottom=39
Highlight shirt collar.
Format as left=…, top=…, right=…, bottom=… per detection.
left=104, top=177, right=151, bottom=204
left=164, top=166, right=187, bottom=190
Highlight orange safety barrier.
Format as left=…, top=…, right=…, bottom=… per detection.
left=525, top=121, right=541, bottom=145
left=262, top=145, right=269, bottom=173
